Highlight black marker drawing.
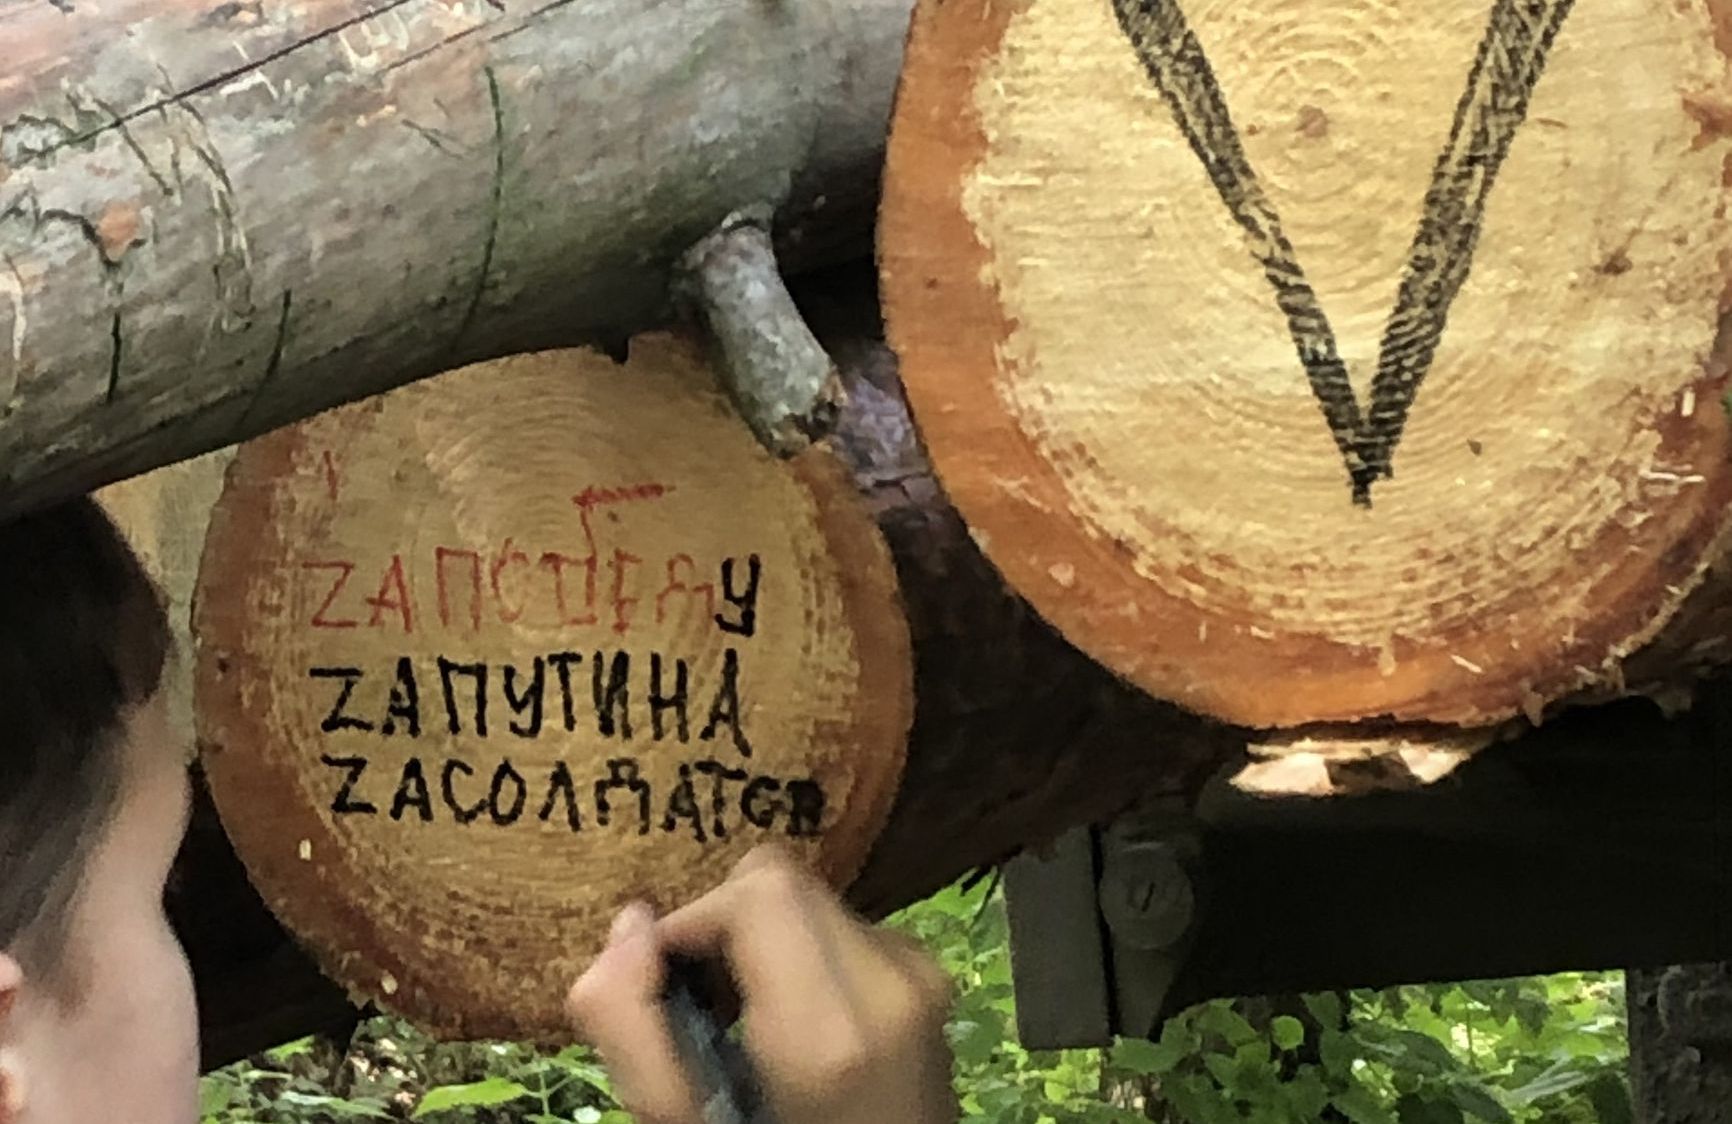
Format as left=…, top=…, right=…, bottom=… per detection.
left=1111, top=0, right=1575, bottom=503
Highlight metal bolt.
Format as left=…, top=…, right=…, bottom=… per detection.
left=1098, top=841, right=1195, bottom=952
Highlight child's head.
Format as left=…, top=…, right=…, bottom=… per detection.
left=0, top=498, right=196, bottom=1123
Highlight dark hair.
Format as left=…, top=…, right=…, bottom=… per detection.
left=0, top=497, right=168, bottom=973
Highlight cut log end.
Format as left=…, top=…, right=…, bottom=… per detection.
left=190, top=336, right=912, bottom=1040
left=882, top=0, right=1732, bottom=729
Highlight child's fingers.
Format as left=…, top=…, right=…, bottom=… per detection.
left=564, top=903, right=700, bottom=1124
left=654, top=845, right=951, bottom=1110
left=654, top=846, right=859, bottom=1028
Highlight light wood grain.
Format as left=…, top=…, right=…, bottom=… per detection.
left=190, top=337, right=913, bottom=1039
left=883, top=0, right=1732, bottom=727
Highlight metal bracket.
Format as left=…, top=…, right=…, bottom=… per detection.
left=1003, top=795, right=1204, bottom=1048
left=1005, top=685, right=1732, bottom=1052
left=1097, top=799, right=1203, bottom=1040
left=1002, top=829, right=1114, bottom=1049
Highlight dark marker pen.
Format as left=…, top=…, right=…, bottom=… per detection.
left=661, top=954, right=777, bottom=1124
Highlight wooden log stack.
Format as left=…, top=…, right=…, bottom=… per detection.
left=25, top=0, right=1732, bottom=1079
left=101, top=277, right=1236, bottom=1061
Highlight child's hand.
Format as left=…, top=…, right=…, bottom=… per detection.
left=566, top=845, right=959, bottom=1124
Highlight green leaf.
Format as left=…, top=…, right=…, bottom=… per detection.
left=263, top=1037, right=317, bottom=1064
left=550, top=1044, right=602, bottom=1067
left=1107, top=1036, right=1170, bottom=1077
left=1280, top=1067, right=1333, bottom=1120
left=1320, top=1029, right=1360, bottom=1077
left=1380, top=1029, right=1461, bottom=1077
left=1272, top=1015, right=1306, bottom=1052
left=1586, top=1072, right=1635, bottom=1124
left=976, top=1080, right=1025, bottom=1119
left=1395, top=1093, right=1465, bottom=1124
left=1305, top=992, right=1345, bottom=1029
left=1460, top=982, right=1500, bottom=1008
left=952, top=1016, right=1009, bottom=1067
left=1195, top=1002, right=1261, bottom=1047
left=1159, top=1012, right=1203, bottom=1056
left=1512, top=996, right=1552, bottom=1036
left=197, top=1081, right=234, bottom=1118
left=1507, top=1061, right=1594, bottom=1105
left=412, top=1077, right=533, bottom=1118
left=1167, top=1076, right=1244, bottom=1124
left=274, top=1091, right=391, bottom=1118
left=1445, top=1082, right=1514, bottom=1124
left=1201, top=1050, right=1239, bottom=1088
left=1332, top=1086, right=1397, bottom=1124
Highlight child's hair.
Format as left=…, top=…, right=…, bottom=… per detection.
left=0, top=497, right=169, bottom=976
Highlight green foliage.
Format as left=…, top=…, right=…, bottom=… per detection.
left=883, top=880, right=1631, bottom=1124
left=198, top=1026, right=623, bottom=1122
left=411, top=1079, right=533, bottom=1118
left=203, top=878, right=1630, bottom=1122
left=886, top=879, right=1142, bottom=1124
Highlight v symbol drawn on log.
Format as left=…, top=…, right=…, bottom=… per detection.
left=1111, top=0, right=1576, bottom=505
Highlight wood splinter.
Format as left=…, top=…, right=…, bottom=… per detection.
left=677, top=208, right=843, bottom=455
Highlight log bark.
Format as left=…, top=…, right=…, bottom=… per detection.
left=111, top=265, right=1237, bottom=1065
left=1629, top=964, right=1732, bottom=1124
left=881, top=0, right=1732, bottom=729
left=0, top=0, right=909, bottom=517
left=800, top=277, right=1239, bottom=915
left=172, top=766, right=361, bottom=1071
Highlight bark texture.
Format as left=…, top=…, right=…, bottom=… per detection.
left=0, top=0, right=909, bottom=517
left=800, top=280, right=1239, bottom=915
left=1629, top=964, right=1732, bottom=1124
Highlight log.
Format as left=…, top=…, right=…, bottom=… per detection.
left=880, top=0, right=1732, bottom=730
left=101, top=266, right=1237, bottom=1063
left=1629, top=964, right=1732, bottom=1124
left=171, top=765, right=360, bottom=1070
left=0, top=0, right=910, bottom=517
left=192, top=335, right=917, bottom=1040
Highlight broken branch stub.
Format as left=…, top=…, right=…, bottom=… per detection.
left=0, top=0, right=910, bottom=517
left=192, top=336, right=912, bottom=1040
left=881, top=0, right=1732, bottom=728
left=678, top=210, right=844, bottom=455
